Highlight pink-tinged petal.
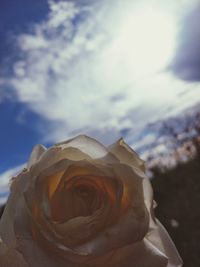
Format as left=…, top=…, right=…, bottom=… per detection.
left=108, top=138, right=145, bottom=172
left=27, top=145, right=47, bottom=169
left=146, top=219, right=183, bottom=267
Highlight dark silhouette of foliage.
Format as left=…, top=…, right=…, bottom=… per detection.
left=152, top=155, right=200, bottom=267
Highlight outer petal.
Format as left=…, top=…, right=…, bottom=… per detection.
left=30, top=136, right=119, bottom=181
left=0, top=239, right=28, bottom=267
left=108, top=138, right=145, bottom=171
left=127, top=239, right=168, bottom=267
left=29, top=147, right=91, bottom=178
left=27, top=144, right=47, bottom=169
left=142, top=174, right=182, bottom=266
left=85, top=239, right=168, bottom=267
left=17, top=238, right=75, bottom=267
left=56, top=135, right=110, bottom=159
left=0, top=169, right=30, bottom=248
left=56, top=135, right=120, bottom=165
left=0, top=244, right=28, bottom=267
left=142, top=177, right=157, bottom=229
left=146, top=219, right=183, bottom=267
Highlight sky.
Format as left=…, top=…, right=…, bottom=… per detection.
left=0, top=0, right=200, bottom=204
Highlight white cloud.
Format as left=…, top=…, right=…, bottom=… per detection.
left=1, top=0, right=200, bottom=143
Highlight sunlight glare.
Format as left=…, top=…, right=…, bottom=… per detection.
left=109, top=6, right=177, bottom=77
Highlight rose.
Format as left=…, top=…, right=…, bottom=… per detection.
left=0, top=135, right=182, bottom=267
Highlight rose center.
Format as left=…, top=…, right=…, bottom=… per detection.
left=50, top=182, right=101, bottom=222
left=75, top=185, right=94, bottom=198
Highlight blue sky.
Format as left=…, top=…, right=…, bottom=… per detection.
left=0, top=0, right=49, bottom=172
left=0, top=0, right=49, bottom=65
left=0, top=0, right=200, bottom=204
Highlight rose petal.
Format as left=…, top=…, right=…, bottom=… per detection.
left=146, top=219, right=183, bottom=267
left=30, top=147, right=90, bottom=177
left=26, top=159, right=111, bottom=221
left=48, top=163, right=148, bottom=258
left=30, top=166, right=121, bottom=248
left=142, top=177, right=157, bottom=229
left=0, top=244, right=28, bottom=267
left=0, top=170, right=30, bottom=248
left=56, top=135, right=110, bottom=159
left=129, top=238, right=168, bottom=267
left=17, top=238, right=74, bottom=267
left=80, top=239, right=168, bottom=267
left=108, top=138, right=145, bottom=171
left=27, top=144, right=47, bottom=169
left=51, top=202, right=110, bottom=246
left=29, top=136, right=119, bottom=178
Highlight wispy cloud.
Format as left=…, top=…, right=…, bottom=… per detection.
left=1, top=0, right=200, bottom=143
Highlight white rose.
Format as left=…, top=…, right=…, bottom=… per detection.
left=0, top=135, right=182, bottom=267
